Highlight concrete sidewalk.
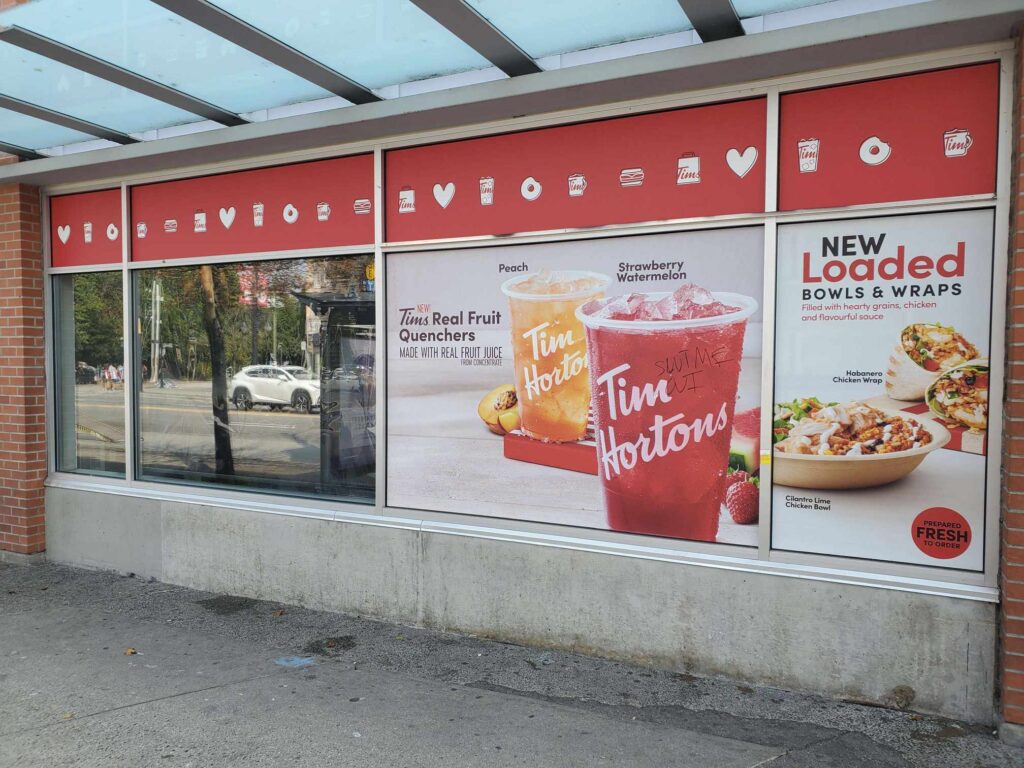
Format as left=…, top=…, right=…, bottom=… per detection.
left=0, top=563, right=1020, bottom=768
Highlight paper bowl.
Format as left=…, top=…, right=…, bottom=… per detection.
left=772, top=416, right=950, bottom=490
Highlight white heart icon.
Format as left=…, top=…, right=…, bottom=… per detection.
left=726, top=146, right=758, bottom=178
left=56, top=225, right=70, bottom=244
left=106, top=223, right=119, bottom=241
left=219, top=207, right=236, bottom=229
left=433, top=182, right=455, bottom=209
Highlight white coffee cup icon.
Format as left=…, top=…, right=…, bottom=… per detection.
left=859, top=136, right=891, bottom=166
left=136, top=221, right=148, bottom=239
left=398, top=188, right=416, bottom=214
left=797, top=139, right=820, bottom=173
left=252, top=202, right=265, bottom=227
left=944, top=129, right=973, bottom=157
left=567, top=173, right=587, bottom=197
left=479, top=177, right=494, bottom=206
left=83, top=222, right=93, bottom=243
left=316, top=202, right=331, bottom=221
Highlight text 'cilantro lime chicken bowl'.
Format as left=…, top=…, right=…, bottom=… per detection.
left=772, top=398, right=950, bottom=489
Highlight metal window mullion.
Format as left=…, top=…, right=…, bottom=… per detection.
left=121, top=183, right=136, bottom=486
left=373, top=146, right=386, bottom=515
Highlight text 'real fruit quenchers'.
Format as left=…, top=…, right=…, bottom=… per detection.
left=501, top=271, right=610, bottom=443
left=577, top=284, right=758, bottom=541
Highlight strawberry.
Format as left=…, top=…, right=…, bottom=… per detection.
left=723, top=469, right=750, bottom=491
left=726, top=479, right=759, bottom=525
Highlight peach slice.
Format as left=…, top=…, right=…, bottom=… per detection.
left=477, top=385, right=519, bottom=435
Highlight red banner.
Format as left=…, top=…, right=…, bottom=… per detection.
left=385, top=98, right=767, bottom=242
left=50, top=189, right=123, bottom=268
left=130, top=154, right=374, bottom=262
left=778, top=63, right=999, bottom=211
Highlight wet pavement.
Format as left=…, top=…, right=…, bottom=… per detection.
left=1, top=562, right=1021, bottom=768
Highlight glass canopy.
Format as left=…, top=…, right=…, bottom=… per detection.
left=0, top=0, right=935, bottom=155
left=464, top=0, right=692, bottom=59
left=210, top=0, right=492, bottom=90
left=0, top=106, right=95, bottom=149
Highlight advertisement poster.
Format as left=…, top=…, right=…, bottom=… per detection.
left=772, top=209, right=994, bottom=570
left=387, top=228, right=764, bottom=546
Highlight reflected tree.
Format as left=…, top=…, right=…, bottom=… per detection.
left=199, top=265, right=234, bottom=475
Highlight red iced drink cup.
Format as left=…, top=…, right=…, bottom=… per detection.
left=577, top=285, right=758, bottom=541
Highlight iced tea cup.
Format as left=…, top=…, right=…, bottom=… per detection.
left=501, top=271, right=611, bottom=443
left=577, top=291, right=757, bottom=541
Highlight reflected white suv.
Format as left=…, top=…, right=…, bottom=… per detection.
left=229, top=365, right=321, bottom=413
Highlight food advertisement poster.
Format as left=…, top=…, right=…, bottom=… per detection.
left=772, top=209, right=994, bottom=570
left=387, top=228, right=764, bottom=546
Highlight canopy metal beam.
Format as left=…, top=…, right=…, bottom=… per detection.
left=410, top=0, right=541, bottom=77
left=150, top=0, right=380, bottom=105
left=0, top=141, right=43, bottom=161
left=0, top=25, right=247, bottom=126
left=678, top=0, right=746, bottom=42
left=0, top=94, right=137, bottom=145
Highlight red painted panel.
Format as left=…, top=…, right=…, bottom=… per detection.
left=131, top=155, right=374, bottom=262
left=385, top=98, right=767, bottom=242
left=50, top=189, right=123, bottom=268
left=778, top=63, right=999, bottom=211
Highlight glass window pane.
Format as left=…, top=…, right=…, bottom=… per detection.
left=465, top=0, right=691, bottom=59
left=135, top=255, right=376, bottom=503
left=0, top=107, right=94, bottom=150
left=54, top=272, right=126, bottom=477
left=210, top=0, right=491, bottom=89
left=0, top=0, right=330, bottom=114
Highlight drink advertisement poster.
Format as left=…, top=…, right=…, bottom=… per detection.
left=772, top=209, right=994, bottom=570
left=386, top=228, right=764, bottom=546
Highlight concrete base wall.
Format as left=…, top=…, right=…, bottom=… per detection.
left=45, top=486, right=997, bottom=723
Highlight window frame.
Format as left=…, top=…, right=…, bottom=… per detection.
left=128, top=252, right=377, bottom=504
left=41, top=41, right=1013, bottom=602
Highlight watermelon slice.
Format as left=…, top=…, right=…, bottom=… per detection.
left=729, top=407, right=760, bottom=475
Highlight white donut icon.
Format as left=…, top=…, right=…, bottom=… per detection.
left=282, top=203, right=299, bottom=224
left=520, top=176, right=542, bottom=201
left=859, top=136, right=891, bottom=166
left=106, top=223, right=119, bottom=241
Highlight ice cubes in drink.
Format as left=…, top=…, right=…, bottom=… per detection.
left=588, top=283, right=738, bottom=322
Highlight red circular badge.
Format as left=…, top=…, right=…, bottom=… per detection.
left=911, top=507, right=971, bottom=559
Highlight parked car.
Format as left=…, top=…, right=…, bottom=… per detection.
left=229, top=365, right=321, bottom=413
left=75, top=362, right=97, bottom=384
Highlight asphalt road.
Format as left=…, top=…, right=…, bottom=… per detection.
left=2, top=562, right=1022, bottom=768
left=70, top=382, right=373, bottom=489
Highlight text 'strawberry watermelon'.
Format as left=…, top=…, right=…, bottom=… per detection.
left=729, top=407, right=760, bottom=475
left=726, top=479, right=759, bottom=525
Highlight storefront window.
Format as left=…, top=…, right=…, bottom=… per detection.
left=53, top=271, right=126, bottom=476
left=134, top=254, right=376, bottom=503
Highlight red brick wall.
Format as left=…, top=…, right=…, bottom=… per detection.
left=1003, top=32, right=1024, bottom=728
left=0, top=184, right=45, bottom=555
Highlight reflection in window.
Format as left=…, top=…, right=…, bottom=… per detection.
left=134, top=255, right=376, bottom=503
left=54, top=272, right=126, bottom=476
